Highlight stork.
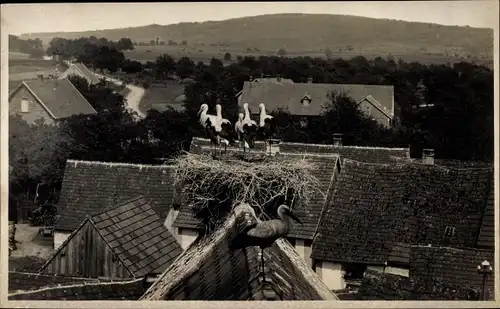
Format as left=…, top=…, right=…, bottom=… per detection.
left=258, top=103, right=277, bottom=141
left=242, top=103, right=258, bottom=148
left=235, top=113, right=249, bottom=151
left=234, top=205, right=302, bottom=282
left=215, top=104, right=236, bottom=154
left=198, top=104, right=220, bottom=154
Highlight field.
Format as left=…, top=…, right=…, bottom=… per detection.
left=139, top=81, right=186, bottom=112
left=9, top=58, right=66, bottom=84
left=124, top=45, right=493, bottom=68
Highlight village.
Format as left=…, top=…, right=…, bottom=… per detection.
left=5, top=2, right=496, bottom=303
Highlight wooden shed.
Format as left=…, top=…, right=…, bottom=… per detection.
left=39, top=196, right=182, bottom=279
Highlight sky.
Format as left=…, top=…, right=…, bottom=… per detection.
left=2, top=1, right=499, bottom=35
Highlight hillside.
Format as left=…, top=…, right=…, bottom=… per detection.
left=19, top=13, right=493, bottom=59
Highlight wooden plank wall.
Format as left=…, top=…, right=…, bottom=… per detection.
left=41, top=221, right=133, bottom=278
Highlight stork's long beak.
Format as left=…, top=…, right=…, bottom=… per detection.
left=197, top=109, right=202, bottom=117
left=288, top=210, right=303, bottom=224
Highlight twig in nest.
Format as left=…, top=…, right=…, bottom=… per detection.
left=174, top=152, right=325, bottom=231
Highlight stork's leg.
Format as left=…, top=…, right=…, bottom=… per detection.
left=261, top=247, right=266, bottom=283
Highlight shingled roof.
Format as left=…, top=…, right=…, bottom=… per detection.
left=44, top=196, right=182, bottom=278
left=9, top=278, right=150, bottom=300
left=141, top=203, right=338, bottom=301
left=238, top=82, right=394, bottom=118
left=408, top=245, right=494, bottom=300
left=356, top=269, right=488, bottom=300
left=477, top=176, right=495, bottom=248
left=174, top=138, right=341, bottom=240
left=9, top=78, right=97, bottom=120
left=60, top=62, right=101, bottom=84
left=312, top=159, right=493, bottom=265
left=190, top=137, right=409, bottom=164
left=56, top=160, right=177, bottom=231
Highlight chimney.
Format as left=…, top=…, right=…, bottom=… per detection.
left=261, top=73, right=265, bottom=78
left=307, top=77, right=313, bottom=84
left=333, top=133, right=343, bottom=147
left=249, top=75, right=253, bottom=81
left=422, top=149, right=435, bottom=165
left=266, top=139, right=281, bottom=157
left=277, top=74, right=282, bottom=82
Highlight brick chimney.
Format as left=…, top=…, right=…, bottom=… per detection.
left=333, top=133, right=343, bottom=147
left=422, top=149, right=435, bottom=165
left=307, top=77, right=313, bottom=84
left=266, top=139, right=281, bottom=157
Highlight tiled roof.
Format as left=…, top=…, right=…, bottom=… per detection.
left=477, top=178, right=495, bottom=248
left=8, top=272, right=109, bottom=293
left=252, top=77, right=295, bottom=84
left=312, top=159, right=493, bottom=264
left=356, top=269, right=489, bottom=300
left=8, top=278, right=150, bottom=300
left=9, top=78, right=97, bottom=120
left=239, top=82, right=394, bottom=118
left=90, top=196, right=182, bottom=277
left=56, top=160, right=177, bottom=231
left=409, top=245, right=494, bottom=300
left=174, top=139, right=341, bottom=240
left=71, top=62, right=101, bottom=84
left=141, top=203, right=338, bottom=300
left=190, top=137, right=409, bottom=164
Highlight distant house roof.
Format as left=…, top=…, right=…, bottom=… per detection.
left=477, top=178, right=494, bottom=248
left=9, top=78, right=97, bottom=120
left=238, top=82, right=395, bottom=118
left=409, top=245, right=494, bottom=300
left=62, top=62, right=101, bottom=84
left=252, top=77, right=295, bottom=84
left=175, top=138, right=341, bottom=240
left=56, top=160, right=177, bottom=231
left=356, top=268, right=488, bottom=300
left=8, top=272, right=113, bottom=293
left=44, top=196, right=182, bottom=278
left=140, top=203, right=338, bottom=301
left=311, top=159, right=493, bottom=265
left=9, top=278, right=150, bottom=300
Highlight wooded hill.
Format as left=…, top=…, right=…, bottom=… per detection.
left=19, top=13, right=493, bottom=59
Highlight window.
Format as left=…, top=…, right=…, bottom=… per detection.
left=444, top=226, right=456, bottom=237
left=21, top=98, right=29, bottom=113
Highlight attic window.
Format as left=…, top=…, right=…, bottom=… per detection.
left=21, top=98, right=29, bottom=113
left=301, top=95, right=312, bottom=106
left=444, top=226, right=456, bottom=237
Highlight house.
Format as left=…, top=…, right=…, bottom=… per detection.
left=53, top=160, right=178, bottom=249
left=236, top=79, right=395, bottom=128
left=311, top=158, right=493, bottom=291
left=8, top=77, right=97, bottom=125
left=171, top=137, right=410, bottom=267
left=58, top=62, right=101, bottom=85
left=9, top=277, right=150, bottom=300
left=140, top=203, right=338, bottom=300
left=40, top=196, right=182, bottom=279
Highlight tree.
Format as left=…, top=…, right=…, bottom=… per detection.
left=116, top=38, right=134, bottom=50
left=277, top=48, right=287, bottom=57
left=324, top=48, right=333, bottom=60
left=149, top=40, right=156, bottom=46
left=176, top=57, right=195, bottom=81
left=224, top=52, right=232, bottom=61
left=155, top=54, right=176, bottom=87
left=168, top=40, right=178, bottom=46
left=121, top=59, right=143, bottom=74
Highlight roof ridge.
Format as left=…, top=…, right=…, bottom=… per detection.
left=66, top=159, right=176, bottom=169
left=8, top=271, right=100, bottom=281
left=342, top=158, right=494, bottom=172
left=90, top=195, right=147, bottom=218
left=410, top=244, right=495, bottom=253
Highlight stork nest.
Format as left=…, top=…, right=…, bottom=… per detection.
left=174, top=152, right=324, bottom=232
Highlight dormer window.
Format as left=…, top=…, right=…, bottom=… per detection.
left=301, top=94, right=312, bottom=106
left=21, top=98, right=29, bottom=113
left=444, top=226, right=456, bottom=237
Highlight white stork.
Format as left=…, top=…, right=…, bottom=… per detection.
left=258, top=103, right=277, bottom=141
left=242, top=103, right=258, bottom=148
left=215, top=104, right=236, bottom=154
left=232, top=205, right=302, bottom=282
left=198, top=104, right=220, bottom=153
left=235, top=113, right=250, bottom=151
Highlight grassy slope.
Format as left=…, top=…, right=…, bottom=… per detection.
left=19, top=13, right=493, bottom=59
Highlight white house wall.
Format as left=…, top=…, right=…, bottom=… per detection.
left=315, top=261, right=346, bottom=291
left=53, top=231, right=71, bottom=250
left=295, top=239, right=313, bottom=268
left=179, top=228, right=199, bottom=250
left=164, top=209, right=180, bottom=243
